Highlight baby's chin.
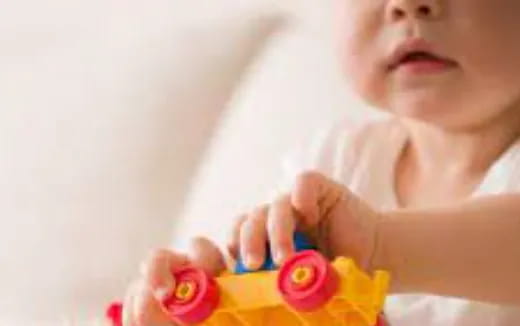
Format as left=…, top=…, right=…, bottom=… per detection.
left=383, top=92, right=472, bottom=129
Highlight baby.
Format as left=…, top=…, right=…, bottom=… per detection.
left=121, top=0, right=520, bottom=325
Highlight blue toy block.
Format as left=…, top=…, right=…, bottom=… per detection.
left=234, top=232, right=317, bottom=274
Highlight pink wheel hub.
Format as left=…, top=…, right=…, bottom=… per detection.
left=277, top=250, right=338, bottom=311
left=162, top=267, right=219, bottom=324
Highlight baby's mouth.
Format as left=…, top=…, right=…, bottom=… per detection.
left=392, top=51, right=456, bottom=69
left=387, top=38, right=458, bottom=74
left=388, top=49, right=459, bottom=75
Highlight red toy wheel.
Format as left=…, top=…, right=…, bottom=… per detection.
left=277, top=250, right=338, bottom=311
left=162, top=267, right=219, bottom=324
left=375, top=314, right=388, bottom=326
left=105, top=301, right=123, bottom=326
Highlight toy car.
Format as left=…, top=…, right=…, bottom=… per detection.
left=106, top=233, right=390, bottom=326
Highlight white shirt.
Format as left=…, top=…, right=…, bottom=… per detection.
left=280, top=118, right=520, bottom=326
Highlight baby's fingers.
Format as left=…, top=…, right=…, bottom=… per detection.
left=267, top=194, right=297, bottom=265
left=123, top=279, right=176, bottom=326
left=226, top=214, right=247, bottom=260
left=122, top=280, right=139, bottom=326
left=291, top=171, right=345, bottom=224
left=141, top=249, right=188, bottom=302
left=188, top=237, right=226, bottom=276
left=240, top=205, right=269, bottom=270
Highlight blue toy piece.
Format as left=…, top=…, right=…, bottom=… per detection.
left=234, top=232, right=316, bottom=274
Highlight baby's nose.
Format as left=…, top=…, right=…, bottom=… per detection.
left=386, top=0, right=442, bottom=22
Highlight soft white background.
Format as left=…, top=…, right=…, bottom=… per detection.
left=174, top=21, right=379, bottom=250
left=0, top=0, right=377, bottom=323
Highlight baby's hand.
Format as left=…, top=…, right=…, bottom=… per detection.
left=121, top=238, right=225, bottom=326
left=228, top=171, right=382, bottom=271
left=120, top=171, right=381, bottom=325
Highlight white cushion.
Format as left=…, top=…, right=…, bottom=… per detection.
left=174, top=18, right=382, bottom=250
left=0, top=1, right=281, bottom=322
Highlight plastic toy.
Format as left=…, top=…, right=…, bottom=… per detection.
left=106, top=301, right=122, bottom=326
left=234, top=232, right=317, bottom=274
left=106, top=232, right=390, bottom=326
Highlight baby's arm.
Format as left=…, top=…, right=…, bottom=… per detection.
left=377, top=194, right=520, bottom=305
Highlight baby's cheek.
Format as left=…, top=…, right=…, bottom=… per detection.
left=335, top=26, right=389, bottom=109
left=342, top=53, right=388, bottom=109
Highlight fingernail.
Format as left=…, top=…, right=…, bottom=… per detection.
left=274, top=252, right=284, bottom=265
left=275, top=249, right=291, bottom=266
left=246, top=255, right=261, bottom=270
left=153, top=286, right=172, bottom=302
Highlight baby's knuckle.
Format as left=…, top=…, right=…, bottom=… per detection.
left=234, top=214, right=247, bottom=226
left=251, top=202, right=268, bottom=214
left=189, top=236, right=208, bottom=247
left=272, top=193, right=290, bottom=206
left=142, top=249, right=170, bottom=270
left=296, top=170, right=322, bottom=186
left=250, top=205, right=268, bottom=220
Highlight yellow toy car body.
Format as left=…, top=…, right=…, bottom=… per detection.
left=194, top=256, right=389, bottom=326
left=106, top=245, right=390, bottom=326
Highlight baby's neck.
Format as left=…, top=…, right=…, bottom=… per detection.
left=402, top=115, right=520, bottom=175
left=395, top=112, right=520, bottom=208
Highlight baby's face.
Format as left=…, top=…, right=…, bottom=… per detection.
left=335, top=0, right=520, bottom=129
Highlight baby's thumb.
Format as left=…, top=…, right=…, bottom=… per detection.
left=141, top=249, right=188, bottom=302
